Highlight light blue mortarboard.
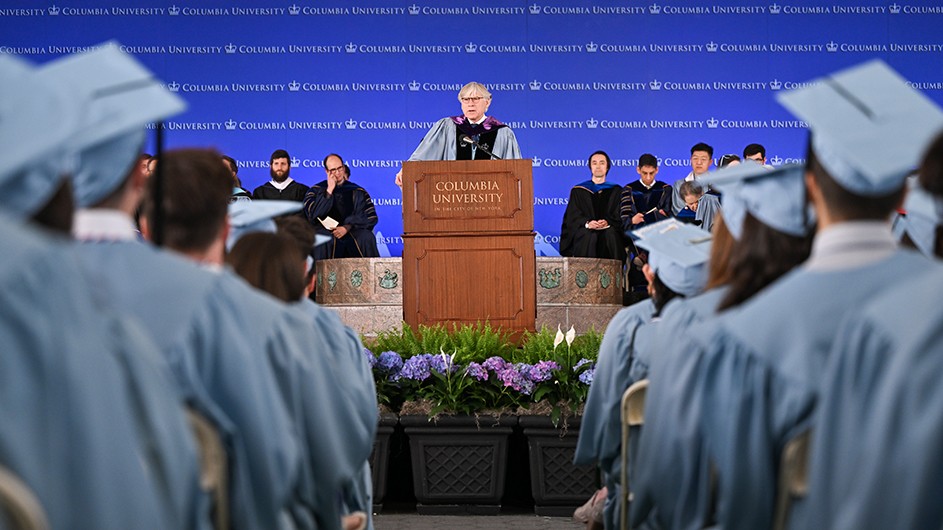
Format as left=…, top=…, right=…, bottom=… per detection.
left=900, top=178, right=943, bottom=257
left=777, top=59, right=943, bottom=196
left=0, top=55, right=84, bottom=218
left=36, top=42, right=186, bottom=208
left=701, top=160, right=813, bottom=240
left=227, top=200, right=306, bottom=251
left=633, top=218, right=712, bottom=297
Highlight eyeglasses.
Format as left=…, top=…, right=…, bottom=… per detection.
left=326, top=166, right=345, bottom=173
left=460, top=96, right=486, bottom=103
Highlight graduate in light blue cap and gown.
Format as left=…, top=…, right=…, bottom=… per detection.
left=895, top=176, right=943, bottom=258
left=632, top=161, right=815, bottom=529
left=576, top=218, right=711, bottom=530
left=798, top=131, right=943, bottom=529
left=46, top=45, right=308, bottom=529
left=0, top=54, right=203, bottom=529
left=148, top=154, right=377, bottom=530
left=665, top=59, right=943, bottom=530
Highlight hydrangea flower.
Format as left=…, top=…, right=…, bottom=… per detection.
left=482, top=356, right=509, bottom=372
left=578, top=366, right=595, bottom=385
left=429, top=352, right=458, bottom=375
left=398, top=354, right=433, bottom=381
left=528, top=360, right=559, bottom=382
left=573, top=358, right=593, bottom=371
left=376, top=351, right=403, bottom=374
left=497, top=363, right=536, bottom=395
left=363, top=348, right=377, bottom=369
left=465, top=362, right=489, bottom=381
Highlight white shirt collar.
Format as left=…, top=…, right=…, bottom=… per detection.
left=73, top=208, right=139, bottom=242
left=638, top=179, right=655, bottom=190
left=804, top=220, right=897, bottom=271
left=269, top=177, right=295, bottom=190
left=468, top=115, right=488, bottom=125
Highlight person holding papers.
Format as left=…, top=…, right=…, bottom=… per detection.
left=303, top=153, right=380, bottom=260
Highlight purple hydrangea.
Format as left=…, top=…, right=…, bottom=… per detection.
left=497, top=363, right=536, bottom=395
left=429, top=352, right=458, bottom=375
left=398, top=354, right=433, bottom=381
left=482, top=356, right=509, bottom=373
left=465, top=362, right=489, bottom=381
left=376, top=351, right=403, bottom=374
left=528, top=360, right=559, bottom=382
left=578, top=366, right=595, bottom=385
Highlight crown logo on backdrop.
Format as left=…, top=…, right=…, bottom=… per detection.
left=465, top=42, right=477, bottom=53
left=529, top=4, right=541, bottom=14
left=707, top=117, right=719, bottom=128
left=769, top=79, right=782, bottom=90
left=48, top=5, right=60, bottom=15
left=288, top=4, right=301, bottom=15
left=408, top=80, right=420, bottom=91
left=225, top=43, right=237, bottom=54
left=889, top=3, right=901, bottom=13
left=225, top=119, right=237, bottom=130
left=291, top=157, right=301, bottom=168
left=826, top=41, right=838, bottom=52
left=168, top=5, right=180, bottom=15
left=532, top=156, right=542, bottom=167
left=770, top=155, right=783, bottom=165
left=167, top=81, right=180, bottom=92
left=769, top=3, right=781, bottom=14
left=586, top=41, right=598, bottom=52
left=288, top=80, right=300, bottom=91
left=649, top=79, right=662, bottom=90
left=706, top=41, right=718, bottom=52
left=408, top=4, right=420, bottom=15
left=345, top=42, right=357, bottom=53
left=586, top=117, right=599, bottom=129
left=649, top=3, right=661, bottom=14
left=529, top=80, right=541, bottom=90
left=345, top=119, right=358, bottom=129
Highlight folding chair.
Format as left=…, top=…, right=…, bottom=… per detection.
left=0, top=465, right=48, bottom=530
left=772, top=428, right=811, bottom=530
left=186, top=408, right=230, bottom=530
left=620, top=379, right=649, bottom=530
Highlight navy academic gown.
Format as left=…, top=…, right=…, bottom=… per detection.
left=0, top=215, right=202, bottom=530
left=688, top=224, right=934, bottom=530
left=304, top=180, right=380, bottom=259
left=560, top=180, right=626, bottom=261
left=798, top=266, right=943, bottom=529
left=620, top=179, right=672, bottom=232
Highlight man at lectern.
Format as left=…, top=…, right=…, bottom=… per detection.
left=395, top=81, right=522, bottom=186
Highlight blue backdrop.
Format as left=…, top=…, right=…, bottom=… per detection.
left=3, top=1, right=942, bottom=256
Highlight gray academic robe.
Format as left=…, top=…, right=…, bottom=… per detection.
left=798, top=266, right=943, bottom=529
left=408, top=117, right=522, bottom=161
left=0, top=217, right=203, bottom=530
left=689, top=245, right=934, bottom=530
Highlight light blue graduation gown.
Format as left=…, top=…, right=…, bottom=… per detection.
left=798, top=266, right=943, bottom=529
left=695, top=194, right=720, bottom=233
left=574, top=299, right=654, bottom=530
left=408, top=117, right=522, bottom=161
left=73, top=238, right=303, bottom=530
left=300, top=299, right=378, bottom=530
left=0, top=218, right=197, bottom=529
left=692, top=247, right=934, bottom=530
left=630, top=287, right=727, bottom=530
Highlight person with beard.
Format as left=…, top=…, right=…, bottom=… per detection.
left=252, top=149, right=308, bottom=201
left=394, top=81, right=522, bottom=186
left=560, top=150, right=625, bottom=261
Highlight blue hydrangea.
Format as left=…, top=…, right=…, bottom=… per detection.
left=579, top=366, right=595, bottom=385
left=497, top=364, right=536, bottom=395
left=573, top=358, right=593, bottom=371
left=482, top=356, right=509, bottom=373
left=399, top=354, right=433, bottom=381
left=529, top=360, right=559, bottom=382
left=376, top=351, right=403, bottom=374
left=429, top=352, right=458, bottom=375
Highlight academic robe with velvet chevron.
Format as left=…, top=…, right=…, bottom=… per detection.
left=560, top=180, right=626, bottom=261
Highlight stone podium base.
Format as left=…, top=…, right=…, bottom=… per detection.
left=315, top=257, right=623, bottom=337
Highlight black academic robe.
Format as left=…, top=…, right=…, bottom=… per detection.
left=560, top=180, right=626, bottom=261
left=251, top=180, right=309, bottom=202
left=620, top=180, right=672, bottom=233
left=303, top=180, right=379, bottom=259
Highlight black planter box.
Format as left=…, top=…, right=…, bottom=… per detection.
left=520, top=415, right=599, bottom=516
left=370, top=412, right=398, bottom=512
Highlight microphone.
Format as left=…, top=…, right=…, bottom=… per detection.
left=460, top=135, right=502, bottom=160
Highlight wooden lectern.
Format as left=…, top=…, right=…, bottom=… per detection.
left=401, top=159, right=536, bottom=338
